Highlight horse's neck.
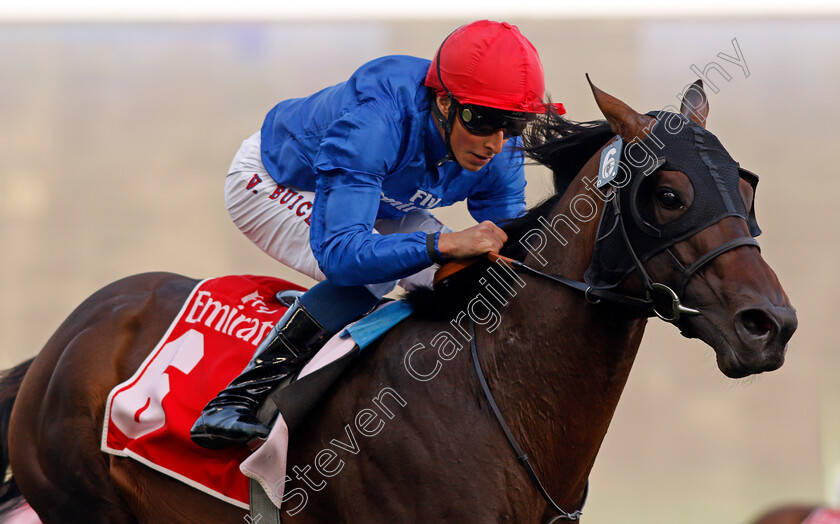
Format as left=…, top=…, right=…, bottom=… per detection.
left=480, top=157, right=647, bottom=508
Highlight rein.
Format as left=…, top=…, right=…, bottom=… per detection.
left=468, top=321, right=587, bottom=521
left=465, top=233, right=754, bottom=521
left=483, top=252, right=697, bottom=323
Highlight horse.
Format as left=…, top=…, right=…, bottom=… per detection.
left=0, top=79, right=797, bottom=523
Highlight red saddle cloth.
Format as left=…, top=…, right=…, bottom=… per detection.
left=101, top=275, right=305, bottom=509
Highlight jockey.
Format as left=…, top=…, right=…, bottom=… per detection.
left=191, top=20, right=564, bottom=449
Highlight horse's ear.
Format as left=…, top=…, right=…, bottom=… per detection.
left=586, top=74, right=656, bottom=142
left=680, top=79, right=709, bottom=129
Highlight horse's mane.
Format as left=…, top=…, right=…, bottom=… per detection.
left=404, top=112, right=614, bottom=319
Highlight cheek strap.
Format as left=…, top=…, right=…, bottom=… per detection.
left=675, top=236, right=760, bottom=297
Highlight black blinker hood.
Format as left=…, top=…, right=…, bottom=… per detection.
left=584, top=111, right=761, bottom=289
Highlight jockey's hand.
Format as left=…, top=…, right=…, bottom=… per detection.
left=438, top=221, right=508, bottom=260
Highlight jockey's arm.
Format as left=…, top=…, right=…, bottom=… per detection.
left=309, top=103, right=443, bottom=286
left=309, top=168, right=438, bottom=286
left=310, top=169, right=514, bottom=286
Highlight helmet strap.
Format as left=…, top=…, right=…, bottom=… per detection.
left=431, top=97, right=457, bottom=166
left=431, top=28, right=461, bottom=166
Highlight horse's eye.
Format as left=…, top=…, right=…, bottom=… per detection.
left=655, top=188, right=683, bottom=210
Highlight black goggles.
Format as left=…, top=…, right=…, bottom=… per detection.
left=454, top=102, right=534, bottom=138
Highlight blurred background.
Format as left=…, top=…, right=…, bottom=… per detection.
left=1, top=3, right=838, bottom=523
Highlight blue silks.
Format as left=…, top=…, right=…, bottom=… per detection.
left=260, top=55, right=527, bottom=286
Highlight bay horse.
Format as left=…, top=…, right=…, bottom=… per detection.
left=0, top=79, right=796, bottom=523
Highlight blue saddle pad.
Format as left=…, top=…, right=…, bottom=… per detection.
left=343, top=300, right=415, bottom=350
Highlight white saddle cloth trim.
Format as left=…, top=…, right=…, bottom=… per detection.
left=239, top=328, right=359, bottom=510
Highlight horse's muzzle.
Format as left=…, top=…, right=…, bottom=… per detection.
left=731, top=303, right=798, bottom=373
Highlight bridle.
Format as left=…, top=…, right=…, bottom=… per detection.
left=605, top=160, right=760, bottom=323
left=465, top=162, right=760, bottom=521
left=481, top=159, right=760, bottom=324
left=485, top=234, right=756, bottom=327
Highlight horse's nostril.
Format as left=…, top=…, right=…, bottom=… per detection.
left=739, top=309, right=774, bottom=338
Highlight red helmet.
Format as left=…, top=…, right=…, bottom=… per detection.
left=425, top=20, right=564, bottom=115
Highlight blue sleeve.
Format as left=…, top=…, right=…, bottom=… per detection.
left=309, top=104, right=435, bottom=286
left=467, top=140, right=527, bottom=224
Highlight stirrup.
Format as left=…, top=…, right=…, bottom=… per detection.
left=276, top=289, right=303, bottom=307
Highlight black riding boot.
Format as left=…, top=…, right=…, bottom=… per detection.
left=190, top=298, right=333, bottom=449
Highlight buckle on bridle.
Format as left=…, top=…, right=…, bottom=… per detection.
left=584, top=286, right=602, bottom=305
left=646, top=282, right=701, bottom=323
